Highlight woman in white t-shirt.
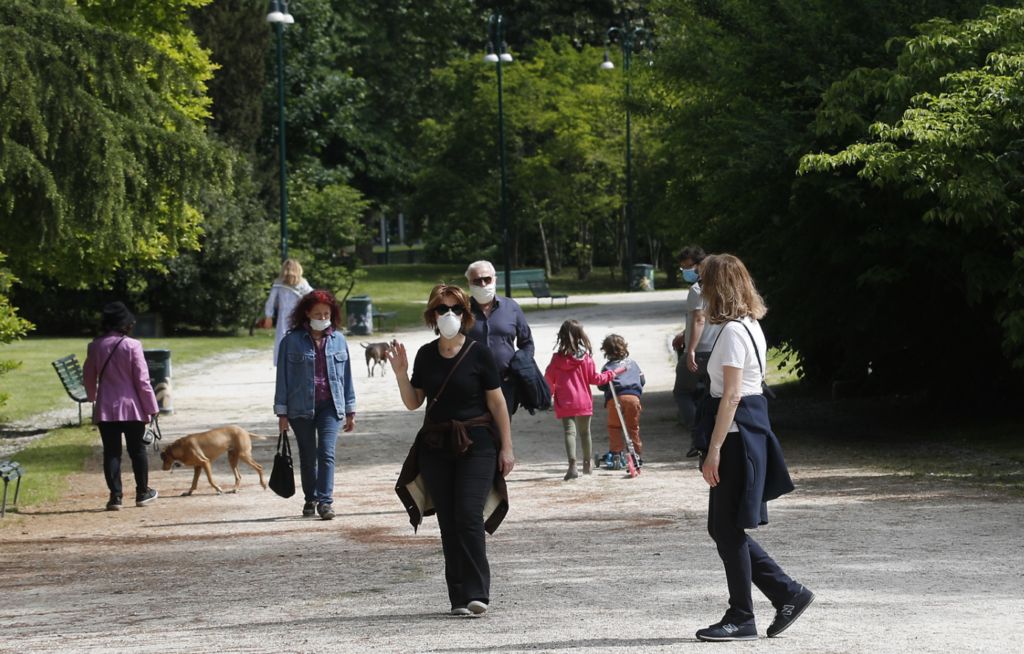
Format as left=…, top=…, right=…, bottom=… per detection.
left=693, top=254, right=815, bottom=642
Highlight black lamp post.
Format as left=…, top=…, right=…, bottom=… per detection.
left=267, top=1, right=295, bottom=261
left=601, top=22, right=650, bottom=290
left=484, top=15, right=514, bottom=298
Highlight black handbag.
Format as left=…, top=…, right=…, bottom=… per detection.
left=268, top=430, right=296, bottom=498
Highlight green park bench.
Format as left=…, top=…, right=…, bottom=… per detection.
left=1, top=460, right=25, bottom=518
left=372, top=306, right=399, bottom=332
left=52, top=354, right=90, bottom=425
left=506, top=269, right=545, bottom=291
left=527, top=279, right=569, bottom=308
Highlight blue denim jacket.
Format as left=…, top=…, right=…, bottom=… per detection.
left=274, top=328, right=356, bottom=419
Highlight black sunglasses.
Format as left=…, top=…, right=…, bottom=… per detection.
left=471, top=276, right=493, bottom=286
left=434, top=304, right=465, bottom=316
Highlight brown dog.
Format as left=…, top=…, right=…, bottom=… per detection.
left=160, top=426, right=268, bottom=495
left=361, top=341, right=394, bottom=377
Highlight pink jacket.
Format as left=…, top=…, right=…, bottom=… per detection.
left=84, top=332, right=159, bottom=423
left=544, top=352, right=616, bottom=419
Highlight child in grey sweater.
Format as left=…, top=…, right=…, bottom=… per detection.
left=597, top=334, right=645, bottom=466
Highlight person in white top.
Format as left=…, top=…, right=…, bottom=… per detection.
left=693, top=254, right=814, bottom=643
left=263, top=259, right=314, bottom=366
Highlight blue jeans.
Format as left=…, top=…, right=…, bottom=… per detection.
left=290, top=399, right=340, bottom=506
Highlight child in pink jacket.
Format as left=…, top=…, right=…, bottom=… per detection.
left=544, top=320, right=625, bottom=480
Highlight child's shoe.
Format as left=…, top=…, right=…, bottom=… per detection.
left=564, top=459, right=579, bottom=481
left=583, top=459, right=592, bottom=475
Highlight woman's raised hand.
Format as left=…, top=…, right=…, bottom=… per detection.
left=386, top=341, right=409, bottom=376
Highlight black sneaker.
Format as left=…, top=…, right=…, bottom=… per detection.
left=106, top=496, right=122, bottom=511
left=767, top=586, right=815, bottom=637
left=135, top=488, right=158, bottom=507
left=695, top=622, right=757, bottom=641
left=686, top=446, right=700, bottom=458
left=302, top=502, right=317, bottom=517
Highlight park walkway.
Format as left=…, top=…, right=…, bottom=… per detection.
left=0, top=290, right=1021, bottom=653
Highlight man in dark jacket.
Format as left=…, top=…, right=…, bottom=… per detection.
left=465, top=260, right=535, bottom=416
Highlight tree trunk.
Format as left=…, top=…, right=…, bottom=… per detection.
left=576, top=220, right=593, bottom=281
left=538, top=219, right=552, bottom=279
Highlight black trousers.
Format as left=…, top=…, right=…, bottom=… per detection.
left=98, top=421, right=149, bottom=500
left=707, top=433, right=800, bottom=625
left=418, top=429, right=497, bottom=609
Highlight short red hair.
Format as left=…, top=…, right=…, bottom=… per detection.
left=423, top=283, right=475, bottom=335
left=289, top=289, right=342, bottom=332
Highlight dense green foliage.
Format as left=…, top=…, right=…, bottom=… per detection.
left=0, top=0, right=224, bottom=289
left=802, top=6, right=1024, bottom=370
left=409, top=38, right=654, bottom=280
left=645, top=0, right=1021, bottom=397
left=0, top=255, right=33, bottom=408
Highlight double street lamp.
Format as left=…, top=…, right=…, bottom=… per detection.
left=601, top=22, right=650, bottom=290
left=267, top=1, right=295, bottom=261
left=484, top=15, right=514, bottom=298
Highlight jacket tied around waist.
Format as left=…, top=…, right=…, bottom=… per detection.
left=395, top=411, right=510, bottom=534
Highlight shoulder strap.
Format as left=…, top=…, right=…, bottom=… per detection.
left=426, top=340, right=475, bottom=417
left=732, top=320, right=765, bottom=382
left=96, top=335, right=128, bottom=404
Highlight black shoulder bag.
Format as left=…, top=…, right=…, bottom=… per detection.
left=269, top=429, right=296, bottom=498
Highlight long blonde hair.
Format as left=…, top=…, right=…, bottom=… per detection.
left=279, top=259, right=304, bottom=285
left=700, top=254, right=767, bottom=324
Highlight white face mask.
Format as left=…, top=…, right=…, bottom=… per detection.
left=437, top=312, right=462, bottom=339
left=309, top=317, right=331, bottom=331
left=470, top=282, right=497, bottom=304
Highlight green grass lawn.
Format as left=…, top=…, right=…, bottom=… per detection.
left=348, top=263, right=675, bottom=330
left=0, top=330, right=274, bottom=424
left=0, top=426, right=96, bottom=515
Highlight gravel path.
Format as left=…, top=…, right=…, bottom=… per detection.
left=1, top=290, right=1021, bottom=653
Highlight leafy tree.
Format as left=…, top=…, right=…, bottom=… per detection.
left=409, top=38, right=631, bottom=278
left=802, top=6, right=1024, bottom=369
left=72, top=0, right=218, bottom=121
left=0, top=256, right=33, bottom=408
left=0, top=0, right=225, bottom=289
left=188, top=0, right=270, bottom=153
left=145, top=157, right=277, bottom=332
left=288, top=178, right=372, bottom=299
left=646, top=0, right=1006, bottom=394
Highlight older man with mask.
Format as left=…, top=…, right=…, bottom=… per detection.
left=465, top=260, right=535, bottom=416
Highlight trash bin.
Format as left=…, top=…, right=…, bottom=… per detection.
left=143, top=349, right=173, bottom=415
left=346, top=294, right=374, bottom=336
left=631, top=264, right=655, bottom=292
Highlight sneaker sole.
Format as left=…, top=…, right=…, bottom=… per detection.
left=136, top=491, right=158, bottom=507
left=450, top=608, right=472, bottom=616
left=467, top=601, right=488, bottom=614
left=696, top=634, right=758, bottom=642
left=106, top=505, right=121, bottom=511
left=768, top=592, right=815, bottom=637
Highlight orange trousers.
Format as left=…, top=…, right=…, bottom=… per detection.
left=605, top=395, right=642, bottom=454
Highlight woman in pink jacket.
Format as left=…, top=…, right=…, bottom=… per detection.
left=544, top=320, right=624, bottom=481
left=84, top=302, right=160, bottom=511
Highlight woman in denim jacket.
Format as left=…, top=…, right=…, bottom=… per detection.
left=274, top=289, right=356, bottom=520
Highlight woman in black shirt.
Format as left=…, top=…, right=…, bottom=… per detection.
left=389, top=283, right=514, bottom=616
